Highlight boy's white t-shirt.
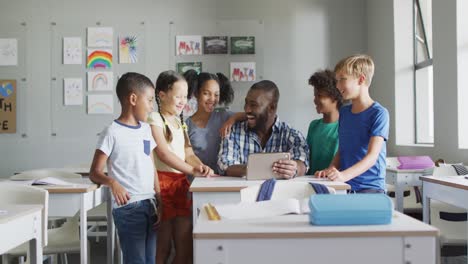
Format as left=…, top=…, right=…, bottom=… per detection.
left=96, top=120, right=157, bottom=208
left=147, top=112, right=186, bottom=173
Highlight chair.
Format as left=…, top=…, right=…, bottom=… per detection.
left=0, top=183, right=48, bottom=264
left=385, top=157, right=423, bottom=212
left=240, top=181, right=336, bottom=202
left=5, top=170, right=87, bottom=264
left=430, top=164, right=467, bottom=246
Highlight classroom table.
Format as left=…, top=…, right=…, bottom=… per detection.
left=189, top=176, right=350, bottom=225
left=3, top=178, right=104, bottom=264
left=0, top=204, right=43, bottom=264
left=193, top=210, right=438, bottom=264
left=421, top=175, right=468, bottom=258
left=386, top=165, right=433, bottom=212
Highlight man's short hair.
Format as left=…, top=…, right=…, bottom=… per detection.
left=250, top=80, right=280, bottom=105
left=116, top=72, right=154, bottom=104
left=334, top=54, right=375, bottom=86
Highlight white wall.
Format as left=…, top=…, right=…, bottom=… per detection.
left=367, top=0, right=468, bottom=163
left=0, top=0, right=366, bottom=176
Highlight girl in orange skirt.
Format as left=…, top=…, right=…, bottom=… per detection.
left=148, top=70, right=213, bottom=264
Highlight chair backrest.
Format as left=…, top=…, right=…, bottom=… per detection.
left=432, top=165, right=458, bottom=177
left=12, top=169, right=82, bottom=180
left=240, top=181, right=336, bottom=202
left=0, top=183, right=49, bottom=246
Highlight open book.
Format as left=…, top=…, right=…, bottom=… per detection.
left=211, top=198, right=310, bottom=220
left=11, top=177, right=77, bottom=186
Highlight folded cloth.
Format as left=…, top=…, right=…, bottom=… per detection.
left=397, top=156, right=434, bottom=170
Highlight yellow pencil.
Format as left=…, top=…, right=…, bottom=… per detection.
left=205, top=203, right=221, bottom=221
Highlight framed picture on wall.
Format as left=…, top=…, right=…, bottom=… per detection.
left=176, top=35, right=202, bottom=55
left=230, top=62, right=256, bottom=82
left=176, top=62, right=202, bottom=74
left=230, top=36, right=255, bottom=55
left=203, top=36, right=228, bottom=54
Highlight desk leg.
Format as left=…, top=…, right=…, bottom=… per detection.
left=107, top=189, right=115, bottom=264
left=28, top=237, right=42, bottom=264
left=422, top=184, right=430, bottom=223
left=395, top=180, right=404, bottom=213
left=80, top=196, right=88, bottom=264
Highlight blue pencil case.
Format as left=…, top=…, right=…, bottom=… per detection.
left=308, top=194, right=393, bottom=225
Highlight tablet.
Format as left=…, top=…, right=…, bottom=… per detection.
left=246, top=152, right=291, bottom=180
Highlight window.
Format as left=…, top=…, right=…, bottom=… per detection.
left=413, top=0, right=433, bottom=144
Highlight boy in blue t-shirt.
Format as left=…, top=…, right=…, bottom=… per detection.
left=315, top=54, right=389, bottom=193
left=89, top=72, right=160, bottom=263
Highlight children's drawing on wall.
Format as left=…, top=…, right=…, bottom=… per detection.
left=0, top=80, right=16, bottom=133
left=119, top=36, right=138, bottom=64
left=87, top=72, right=113, bottom=91
left=63, top=78, right=83, bottom=106
left=230, top=36, right=255, bottom=55
left=87, top=94, right=113, bottom=114
left=0, top=39, right=18, bottom=66
left=63, top=37, right=82, bottom=65
left=203, top=36, right=228, bottom=54
left=230, top=62, right=256, bottom=82
left=87, top=27, right=113, bottom=47
left=176, top=62, right=202, bottom=74
left=183, top=97, right=198, bottom=118
left=176, top=35, right=202, bottom=55
left=87, top=49, right=112, bottom=69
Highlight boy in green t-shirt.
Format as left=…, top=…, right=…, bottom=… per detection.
left=306, top=69, right=344, bottom=174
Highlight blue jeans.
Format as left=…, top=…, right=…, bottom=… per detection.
left=113, top=199, right=157, bottom=264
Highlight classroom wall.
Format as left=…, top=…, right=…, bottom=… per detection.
left=367, top=0, right=468, bottom=164
left=0, top=0, right=367, bottom=176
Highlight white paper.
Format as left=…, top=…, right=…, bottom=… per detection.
left=87, top=94, right=114, bottom=114
left=87, top=27, right=113, bottom=47
left=63, top=37, right=82, bottom=64
left=32, top=177, right=75, bottom=186
left=230, top=62, right=256, bottom=82
left=63, top=78, right=83, bottom=106
left=0, top=38, right=18, bottom=66
left=87, top=72, right=113, bottom=91
left=214, top=198, right=309, bottom=220
left=176, top=35, right=202, bottom=55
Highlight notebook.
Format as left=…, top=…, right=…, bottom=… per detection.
left=246, top=152, right=291, bottom=180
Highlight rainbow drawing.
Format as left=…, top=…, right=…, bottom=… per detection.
left=87, top=71, right=113, bottom=91
left=87, top=49, right=112, bottom=69
left=87, top=94, right=113, bottom=114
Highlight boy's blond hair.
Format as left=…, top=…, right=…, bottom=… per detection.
left=334, top=54, right=375, bottom=86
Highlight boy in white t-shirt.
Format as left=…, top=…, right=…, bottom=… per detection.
left=90, top=72, right=160, bottom=264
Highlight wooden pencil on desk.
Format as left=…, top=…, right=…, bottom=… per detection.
left=205, top=203, right=221, bottom=221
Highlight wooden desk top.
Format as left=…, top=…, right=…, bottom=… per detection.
left=0, top=204, right=43, bottom=224
left=193, top=210, right=438, bottom=239
left=420, top=175, right=468, bottom=190
left=190, top=176, right=350, bottom=192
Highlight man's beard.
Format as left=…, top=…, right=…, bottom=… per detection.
left=247, top=111, right=269, bottom=132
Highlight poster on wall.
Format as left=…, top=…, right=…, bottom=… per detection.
left=176, top=62, right=202, bottom=74
left=0, top=39, right=18, bottom=66
left=230, top=36, right=255, bottom=55
left=230, top=62, right=256, bottom=82
left=119, top=36, right=138, bottom=64
left=87, top=49, right=112, bottom=69
left=63, top=78, right=83, bottom=106
left=87, top=72, right=113, bottom=91
left=176, top=35, right=202, bottom=55
left=0, top=80, right=16, bottom=133
left=63, top=37, right=82, bottom=65
left=87, top=94, right=113, bottom=114
left=87, top=27, right=113, bottom=47
left=203, top=36, right=228, bottom=54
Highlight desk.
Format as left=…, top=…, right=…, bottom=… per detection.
left=386, top=166, right=433, bottom=212
left=193, top=211, right=438, bottom=264
left=190, top=176, right=350, bottom=225
left=4, top=179, right=104, bottom=264
left=0, top=205, right=43, bottom=264
left=421, top=175, right=468, bottom=254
